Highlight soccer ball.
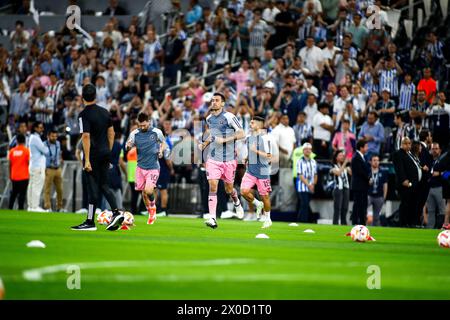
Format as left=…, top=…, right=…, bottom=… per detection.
left=437, top=230, right=450, bottom=248
left=350, top=225, right=371, bottom=242
left=97, top=210, right=112, bottom=225
left=122, top=211, right=135, bottom=226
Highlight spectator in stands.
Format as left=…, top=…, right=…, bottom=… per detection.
left=358, top=111, right=384, bottom=160
left=10, top=20, right=30, bottom=51
left=398, top=73, right=415, bottom=112
left=367, top=154, right=388, bottom=226
left=345, top=13, right=368, bottom=51
left=43, top=129, right=64, bottom=212
left=267, top=0, right=295, bottom=50
left=351, top=139, right=370, bottom=225
left=411, top=89, right=429, bottom=120
left=312, top=102, right=333, bottom=159
left=375, top=56, right=403, bottom=101
left=332, top=119, right=356, bottom=160
left=163, top=26, right=185, bottom=86
left=330, top=149, right=351, bottom=225
left=27, top=122, right=49, bottom=212
left=296, top=142, right=317, bottom=222
left=104, top=0, right=127, bottom=16
left=248, top=8, right=269, bottom=60
left=333, top=48, right=359, bottom=85
left=186, top=0, right=203, bottom=25
left=143, top=29, right=163, bottom=81
left=293, top=111, right=312, bottom=146
left=376, top=88, right=396, bottom=140
left=417, top=67, right=437, bottom=105
left=9, top=121, right=30, bottom=149
left=8, top=133, right=29, bottom=210
left=31, top=86, right=54, bottom=134
left=298, top=36, right=324, bottom=79
left=10, top=83, right=30, bottom=123
left=271, top=114, right=296, bottom=168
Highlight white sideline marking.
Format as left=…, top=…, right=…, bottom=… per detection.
left=22, top=259, right=255, bottom=281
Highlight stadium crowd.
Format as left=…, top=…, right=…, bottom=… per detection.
left=2, top=0, right=450, bottom=229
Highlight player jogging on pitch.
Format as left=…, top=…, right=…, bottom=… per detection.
left=72, top=84, right=124, bottom=231
left=199, top=92, right=245, bottom=229
left=240, top=116, right=273, bottom=229
left=126, top=112, right=166, bottom=225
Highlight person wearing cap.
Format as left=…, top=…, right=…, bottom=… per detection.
left=296, top=142, right=317, bottom=222
left=71, top=84, right=124, bottom=231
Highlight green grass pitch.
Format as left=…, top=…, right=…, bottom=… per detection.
left=0, top=210, right=449, bottom=300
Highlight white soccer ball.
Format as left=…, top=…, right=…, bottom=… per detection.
left=437, top=230, right=450, bottom=248
left=350, top=225, right=371, bottom=242
left=97, top=210, right=112, bottom=225
left=122, top=211, right=135, bottom=226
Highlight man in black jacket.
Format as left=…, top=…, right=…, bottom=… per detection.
left=392, top=137, right=421, bottom=227
left=351, top=139, right=370, bottom=225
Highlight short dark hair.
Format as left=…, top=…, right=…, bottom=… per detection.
left=419, top=128, right=430, bottom=142
left=17, top=134, right=26, bottom=144
left=48, top=128, right=58, bottom=135
left=252, top=116, right=265, bottom=123
left=15, top=20, right=24, bottom=27
left=82, top=83, right=96, bottom=102
left=32, top=121, right=43, bottom=133
left=356, top=139, right=367, bottom=151
left=137, top=112, right=149, bottom=122
left=370, top=154, right=380, bottom=161
left=318, top=102, right=330, bottom=110
left=213, top=92, right=226, bottom=102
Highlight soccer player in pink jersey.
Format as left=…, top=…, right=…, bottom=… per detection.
left=199, top=92, right=246, bottom=228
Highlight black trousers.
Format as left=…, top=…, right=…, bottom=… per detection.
left=352, top=190, right=368, bottom=225
left=313, top=139, right=330, bottom=160
left=85, top=157, right=118, bottom=221
left=398, top=186, right=420, bottom=227
left=9, top=180, right=28, bottom=210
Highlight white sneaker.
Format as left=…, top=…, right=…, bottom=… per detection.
left=75, top=208, right=88, bottom=214
left=203, top=213, right=211, bottom=220
left=262, top=219, right=272, bottom=229
left=156, top=211, right=167, bottom=217
left=205, top=217, right=218, bottom=229
left=255, top=201, right=264, bottom=219
left=235, top=204, right=244, bottom=219
left=32, top=207, right=48, bottom=213
left=243, top=213, right=258, bottom=221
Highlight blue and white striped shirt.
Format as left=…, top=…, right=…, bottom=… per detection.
left=296, top=156, right=317, bottom=193
left=379, top=68, right=399, bottom=97
left=398, top=82, right=416, bottom=110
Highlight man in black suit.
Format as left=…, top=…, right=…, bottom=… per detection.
left=351, top=139, right=370, bottom=225
left=392, top=137, right=422, bottom=227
